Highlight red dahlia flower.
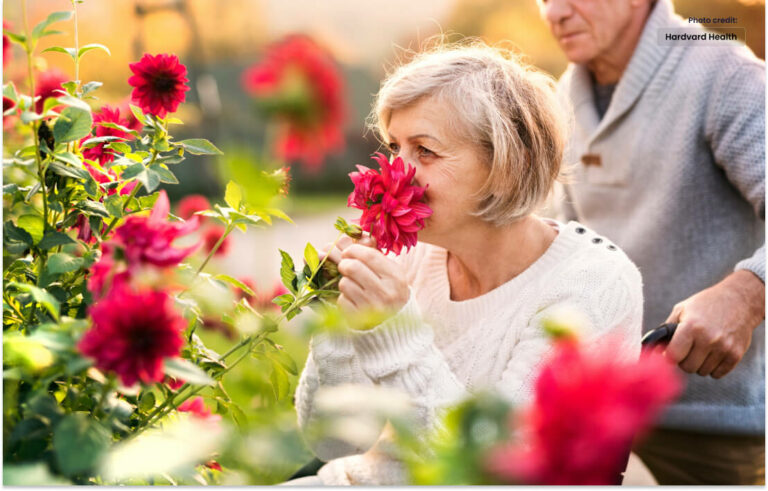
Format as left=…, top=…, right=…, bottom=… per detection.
left=128, top=53, right=190, bottom=118
left=81, top=105, right=135, bottom=165
left=114, top=190, right=200, bottom=267
left=347, top=153, right=432, bottom=255
left=3, top=96, right=15, bottom=113
left=241, top=35, right=346, bottom=171
left=176, top=194, right=211, bottom=221
left=35, top=68, right=68, bottom=113
left=486, top=338, right=682, bottom=485
left=79, top=285, right=186, bottom=386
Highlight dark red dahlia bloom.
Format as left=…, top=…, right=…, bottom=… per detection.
left=128, top=53, right=190, bottom=118
left=486, top=338, right=682, bottom=485
left=347, top=153, right=432, bottom=255
left=3, top=21, right=12, bottom=69
left=35, top=68, right=68, bottom=113
left=79, top=285, right=186, bottom=386
left=176, top=194, right=210, bottom=221
left=202, top=225, right=230, bottom=257
left=114, top=190, right=200, bottom=267
left=241, top=35, right=346, bottom=171
left=165, top=375, right=185, bottom=391
left=81, top=105, right=135, bottom=165
left=3, top=96, right=15, bottom=113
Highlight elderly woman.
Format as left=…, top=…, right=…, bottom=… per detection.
left=291, top=42, right=643, bottom=485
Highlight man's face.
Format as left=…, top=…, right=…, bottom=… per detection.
left=538, top=0, right=636, bottom=64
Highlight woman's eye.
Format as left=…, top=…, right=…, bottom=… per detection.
left=388, top=142, right=400, bottom=154
left=418, top=145, right=435, bottom=158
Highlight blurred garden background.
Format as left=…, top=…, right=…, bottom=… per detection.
left=2, top=0, right=764, bottom=485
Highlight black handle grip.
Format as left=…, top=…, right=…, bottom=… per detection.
left=641, top=323, right=678, bottom=348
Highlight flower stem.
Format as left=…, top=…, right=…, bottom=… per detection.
left=194, top=222, right=234, bottom=278
left=71, top=0, right=80, bottom=95
left=100, top=149, right=158, bottom=238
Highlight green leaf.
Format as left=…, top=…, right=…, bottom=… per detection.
left=4, top=31, right=26, bottom=47
left=21, top=111, right=44, bottom=123
left=105, top=141, right=132, bottom=154
left=56, top=95, right=92, bottom=112
left=163, top=358, right=214, bottom=386
left=136, top=169, right=161, bottom=193
left=279, top=250, right=298, bottom=295
left=266, top=348, right=298, bottom=376
left=48, top=161, right=90, bottom=180
left=41, top=46, right=76, bottom=61
left=75, top=200, right=109, bottom=218
left=3, top=463, right=71, bottom=486
left=17, top=215, right=44, bottom=244
left=229, top=404, right=248, bottom=429
left=128, top=104, right=148, bottom=126
left=81, top=81, right=102, bottom=96
left=4, top=220, right=34, bottom=249
left=81, top=135, right=122, bottom=148
left=77, top=43, right=110, bottom=58
left=104, top=194, right=125, bottom=218
left=47, top=252, right=85, bottom=274
left=54, top=151, right=83, bottom=167
left=53, top=413, right=109, bottom=476
left=31, top=11, right=72, bottom=43
left=176, top=138, right=223, bottom=155
left=138, top=392, right=156, bottom=412
left=214, top=274, right=255, bottom=296
left=269, top=363, right=291, bottom=401
left=3, top=333, right=54, bottom=372
left=53, top=107, right=93, bottom=143
left=38, top=231, right=75, bottom=250
left=264, top=207, right=293, bottom=224
left=3, top=81, right=18, bottom=102
left=304, top=243, right=320, bottom=272
left=224, top=181, right=242, bottom=210
left=120, top=162, right=145, bottom=180
left=151, top=164, right=178, bottom=184
left=7, top=283, right=60, bottom=320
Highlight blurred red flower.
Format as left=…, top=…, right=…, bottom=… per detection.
left=347, top=153, right=432, bottom=255
left=176, top=194, right=210, bottom=221
left=128, top=53, right=190, bottom=118
left=118, top=99, right=144, bottom=132
left=486, top=338, right=682, bottom=485
left=81, top=105, right=135, bottom=165
left=114, top=190, right=200, bottom=267
left=79, top=285, right=186, bottom=386
left=178, top=396, right=221, bottom=422
left=165, top=375, right=185, bottom=391
left=35, top=68, right=68, bottom=113
left=3, top=96, right=15, bottom=112
left=202, top=225, right=230, bottom=257
left=3, top=21, right=11, bottom=69
left=236, top=277, right=288, bottom=311
left=241, top=35, right=346, bottom=171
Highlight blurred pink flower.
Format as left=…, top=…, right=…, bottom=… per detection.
left=241, top=35, right=346, bottom=171
left=236, top=277, right=288, bottom=311
left=202, top=225, right=230, bottom=257
left=79, top=285, right=186, bottom=386
left=176, top=194, right=210, bottom=221
left=35, top=68, right=68, bottom=113
left=486, top=338, right=682, bottom=485
left=178, top=396, right=221, bottom=422
left=128, top=53, right=190, bottom=118
left=3, top=21, right=12, bottom=69
left=347, top=153, right=432, bottom=255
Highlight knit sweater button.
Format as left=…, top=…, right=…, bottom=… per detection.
left=576, top=227, right=586, bottom=234
left=592, top=237, right=603, bottom=244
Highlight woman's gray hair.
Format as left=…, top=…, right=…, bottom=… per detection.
left=370, top=39, right=570, bottom=225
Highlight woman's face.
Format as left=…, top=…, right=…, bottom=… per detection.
left=386, top=97, right=490, bottom=246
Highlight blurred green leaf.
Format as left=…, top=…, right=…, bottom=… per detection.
left=304, top=243, right=319, bottom=273
left=75, top=200, right=109, bottom=218
left=81, top=81, right=102, bottom=96
left=53, top=107, right=93, bottom=143
left=224, top=181, right=242, bottom=210
left=266, top=348, right=298, bottom=376
left=3, top=333, right=54, bottom=372
left=138, top=392, right=156, bottom=412
left=48, top=161, right=90, bottom=180
left=164, top=358, right=214, bottom=386
left=78, top=43, right=110, bottom=58
left=53, top=413, right=110, bottom=476
left=269, top=363, right=290, bottom=401
left=214, top=274, right=255, bottom=297
left=3, top=463, right=71, bottom=485
left=31, top=11, right=72, bottom=43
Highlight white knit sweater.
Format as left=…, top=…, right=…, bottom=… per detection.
left=294, top=220, right=644, bottom=485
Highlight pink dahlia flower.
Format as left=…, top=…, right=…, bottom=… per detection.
left=128, top=53, right=190, bottom=118
left=486, top=338, right=682, bottom=485
left=114, top=190, right=200, bottom=267
left=81, top=105, right=135, bottom=165
left=79, top=285, right=186, bottom=386
left=347, top=153, right=432, bottom=255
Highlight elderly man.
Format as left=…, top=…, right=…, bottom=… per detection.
left=539, top=0, right=765, bottom=485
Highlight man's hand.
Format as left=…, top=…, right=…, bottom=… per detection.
left=664, top=270, right=765, bottom=378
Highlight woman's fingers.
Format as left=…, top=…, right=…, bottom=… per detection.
left=338, top=276, right=375, bottom=309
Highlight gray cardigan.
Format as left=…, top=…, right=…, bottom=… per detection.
left=557, top=0, right=765, bottom=434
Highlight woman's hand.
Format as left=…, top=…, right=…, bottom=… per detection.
left=320, top=235, right=409, bottom=317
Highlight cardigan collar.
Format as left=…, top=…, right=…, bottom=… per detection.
left=566, top=0, right=682, bottom=142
